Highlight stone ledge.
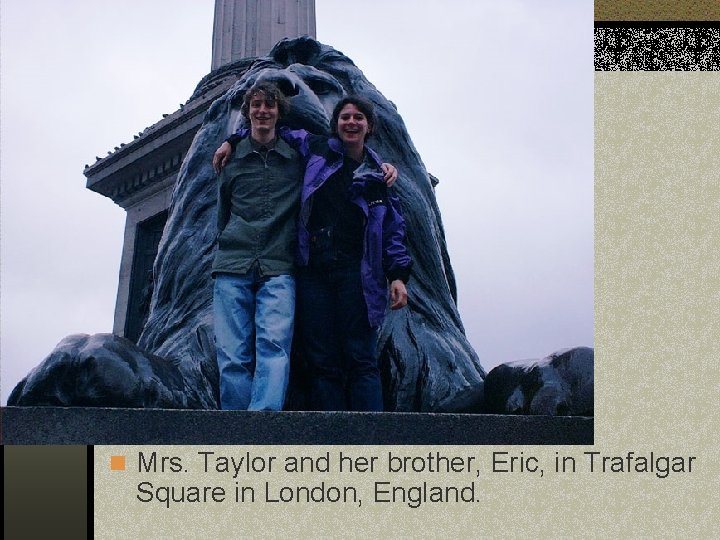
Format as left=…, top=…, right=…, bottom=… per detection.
left=1, top=407, right=592, bottom=445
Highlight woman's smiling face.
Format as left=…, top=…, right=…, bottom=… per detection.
left=336, top=103, right=370, bottom=146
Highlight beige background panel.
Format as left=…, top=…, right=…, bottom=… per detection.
left=96, top=443, right=715, bottom=537
left=596, top=71, right=720, bottom=445
left=94, top=73, right=720, bottom=537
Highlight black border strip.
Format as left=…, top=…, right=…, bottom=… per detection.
left=595, top=26, right=720, bottom=70
left=87, top=445, right=94, bottom=538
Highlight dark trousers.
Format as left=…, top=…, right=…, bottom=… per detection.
left=296, top=265, right=383, bottom=411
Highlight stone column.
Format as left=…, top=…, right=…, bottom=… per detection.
left=211, top=0, right=316, bottom=70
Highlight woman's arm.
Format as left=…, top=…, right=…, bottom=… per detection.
left=213, top=141, right=233, bottom=174
left=212, top=129, right=248, bottom=174
left=382, top=190, right=413, bottom=305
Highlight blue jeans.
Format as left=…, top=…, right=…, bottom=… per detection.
left=213, top=270, right=295, bottom=410
left=296, top=265, right=383, bottom=411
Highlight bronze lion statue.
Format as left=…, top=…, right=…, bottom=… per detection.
left=10, top=37, right=485, bottom=412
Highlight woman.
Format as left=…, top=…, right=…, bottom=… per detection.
left=290, top=96, right=412, bottom=411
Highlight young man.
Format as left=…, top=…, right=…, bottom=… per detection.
left=211, top=81, right=303, bottom=410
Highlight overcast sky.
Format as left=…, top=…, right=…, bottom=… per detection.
left=0, top=0, right=593, bottom=404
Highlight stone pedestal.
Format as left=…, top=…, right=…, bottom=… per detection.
left=1, top=407, right=593, bottom=445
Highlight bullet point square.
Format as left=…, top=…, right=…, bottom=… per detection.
left=110, top=455, right=126, bottom=471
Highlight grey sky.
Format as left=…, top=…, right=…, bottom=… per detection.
left=0, top=0, right=593, bottom=403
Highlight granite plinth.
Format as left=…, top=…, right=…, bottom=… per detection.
left=1, top=407, right=592, bottom=445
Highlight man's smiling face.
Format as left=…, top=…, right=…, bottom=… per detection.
left=248, top=91, right=279, bottom=136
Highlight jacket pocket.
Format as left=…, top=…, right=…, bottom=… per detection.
left=217, top=214, right=252, bottom=251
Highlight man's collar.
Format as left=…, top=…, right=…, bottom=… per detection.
left=236, top=134, right=294, bottom=159
left=235, top=137, right=255, bottom=158
left=272, top=137, right=295, bottom=159
left=250, top=136, right=277, bottom=152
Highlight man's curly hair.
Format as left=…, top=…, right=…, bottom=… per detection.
left=239, top=81, right=290, bottom=120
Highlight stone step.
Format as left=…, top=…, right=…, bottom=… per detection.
left=1, top=407, right=592, bottom=445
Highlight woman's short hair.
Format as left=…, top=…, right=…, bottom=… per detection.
left=331, top=96, right=376, bottom=141
left=240, top=81, right=290, bottom=120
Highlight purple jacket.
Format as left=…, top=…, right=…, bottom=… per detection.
left=228, top=127, right=412, bottom=327
left=282, top=127, right=412, bottom=327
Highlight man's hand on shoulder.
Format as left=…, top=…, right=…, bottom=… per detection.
left=213, top=141, right=233, bottom=174
left=381, top=163, right=398, bottom=187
